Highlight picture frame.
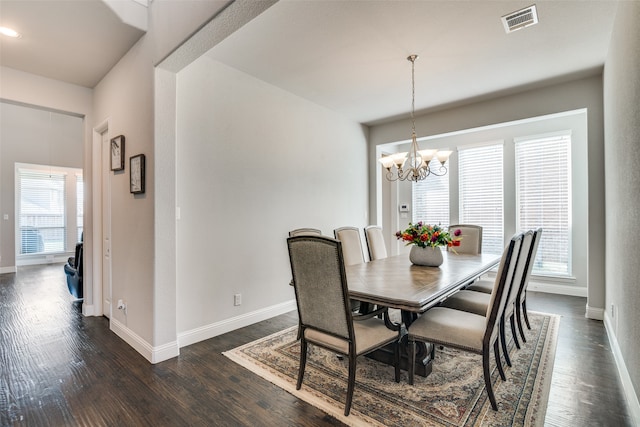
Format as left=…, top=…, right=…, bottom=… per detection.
left=110, top=135, right=125, bottom=171
left=130, top=154, right=145, bottom=194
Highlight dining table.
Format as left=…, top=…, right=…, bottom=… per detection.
left=345, top=250, right=501, bottom=377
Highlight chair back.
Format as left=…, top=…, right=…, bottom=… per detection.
left=364, top=225, right=388, bottom=261
left=517, top=228, right=543, bottom=305
left=503, top=230, right=534, bottom=316
left=289, top=228, right=322, bottom=237
left=287, top=236, right=353, bottom=341
left=448, top=224, right=483, bottom=254
left=483, top=233, right=523, bottom=344
left=333, top=227, right=365, bottom=266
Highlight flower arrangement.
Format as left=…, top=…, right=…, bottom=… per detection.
left=396, top=222, right=462, bottom=249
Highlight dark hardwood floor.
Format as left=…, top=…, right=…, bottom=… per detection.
left=0, top=264, right=634, bottom=426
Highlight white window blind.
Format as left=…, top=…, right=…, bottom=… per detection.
left=76, top=174, right=84, bottom=242
left=412, top=158, right=450, bottom=227
left=458, top=144, right=504, bottom=254
left=516, top=133, right=571, bottom=276
left=18, top=170, right=66, bottom=254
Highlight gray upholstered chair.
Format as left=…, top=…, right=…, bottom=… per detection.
left=364, top=225, right=388, bottom=261
left=407, top=233, right=523, bottom=411
left=440, top=230, right=533, bottom=366
left=461, top=228, right=542, bottom=344
left=333, top=226, right=365, bottom=266
left=514, top=228, right=542, bottom=341
left=287, top=235, right=400, bottom=416
left=333, top=226, right=367, bottom=313
left=448, top=224, right=483, bottom=255
left=288, top=228, right=322, bottom=237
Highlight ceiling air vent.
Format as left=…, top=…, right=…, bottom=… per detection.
left=501, top=5, right=538, bottom=33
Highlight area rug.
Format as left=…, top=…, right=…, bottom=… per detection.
left=223, top=311, right=559, bottom=426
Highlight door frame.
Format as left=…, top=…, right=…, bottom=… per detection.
left=88, top=118, right=112, bottom=318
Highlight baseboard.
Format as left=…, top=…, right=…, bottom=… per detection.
left=527, top=281, right=588, bottom=297
left=585, top=304, right=605, bottom=321
left=82, top=304, right=97, bottom=316
left=0, top=266, right=17, bottom=274
left=604, top=312, right=640, bottom=424
left=178, top=300, right=297, bottom=349
left=110, top=318, right=180, bottom=364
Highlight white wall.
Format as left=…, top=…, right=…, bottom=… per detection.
left=0, top=102, right=83, bottom=268
left=90, top=0, right=278, bottom=361
left=603, top=0, right=640, bottom=418
left=368, top=75, right=605, bottom=316
left=174, top=57, right=368, bottom=341
left=0, top=67, right=92, bottom=279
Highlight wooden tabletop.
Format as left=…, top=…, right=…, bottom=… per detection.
left=346, top=251, right=501, bottom=313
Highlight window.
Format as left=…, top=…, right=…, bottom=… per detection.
left=412, top=158, right=450, bottom=227
left=515, top=133, right=571, bottom=276
left=458, top=144, right=504, bottom=254
left=77, top=174, right=84, bottom=242
left=16, top=165, right=83, bottom=257
left=18, top=170, right=66, bottom=254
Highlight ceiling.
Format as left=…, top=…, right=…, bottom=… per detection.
left=0, top=0, right=146, bottom=88
left=1, top=0, right=619, bottom=125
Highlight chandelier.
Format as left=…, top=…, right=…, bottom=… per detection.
left=379, top=55, right=451, bottom=182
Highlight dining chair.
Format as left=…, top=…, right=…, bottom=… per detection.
left=364, top=225, right=388, bottom=261
left=287, top=235, right=401, bottom=416
left=514, top=228, right=542, bottom=341
left=288, top=228, right=323, bottom=237
left=463, top=228, right=542, bottom=343
left=447, top=224, right=483, bottom=255
left=333, top=227, right=366, bottom=266
left=439, top=230, right=533, bottom=366
left=407, top=233, right=523, bottom=411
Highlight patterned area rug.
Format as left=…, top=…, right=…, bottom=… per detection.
left=223, top=311, right=559, bottom=427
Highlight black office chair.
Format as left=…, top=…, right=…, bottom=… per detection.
left=64, top=233, right=83, bottom=299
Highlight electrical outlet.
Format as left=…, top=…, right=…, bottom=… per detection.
left=117, top=299, right=127, bottom=313
left=611, top=303, right=615, bottom=318
left=234, top=294, right=242, bottom=306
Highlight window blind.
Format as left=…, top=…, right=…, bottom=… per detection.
left=76, top=174, right=84, bottom=242
left=18, top=170, right=66, bottom=254
left=515, top=133, right=571, bottom=276
left=458, top=144, right=504, bottom=254
left=412, top=158, right=450, bottom=227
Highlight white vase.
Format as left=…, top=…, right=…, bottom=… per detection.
left=409, top=246, right=444, bottom=267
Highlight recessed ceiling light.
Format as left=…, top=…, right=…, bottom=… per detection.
left=0, top=26, right=22, bottom=38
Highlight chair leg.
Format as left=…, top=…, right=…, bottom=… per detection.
left=296, top=339, right=308, bottom=390
left=510, top=313, right=521, bottom=350
left=483, top=345, right=498, bottom=410
left=515, top=302, right=527, bottom=343
left=408, top=339, right=417, bottom=385
left=499, top=318, right=512, bottom=367
left=344, top=353, right=357, bottom=416
left=393, top=340, right=400, bottom=383
left=522, top=298, right=532, bottom=330
left=494, top=339, right=506, bottom=381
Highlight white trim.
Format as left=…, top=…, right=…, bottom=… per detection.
left=585, top=304, right=605, bottom=321
left=604, top=312, right=640, bottom=424
left=527, top=281, right=587, bottom=297
left=110, top=317, right=180, bottom=364
left=82, top=303, right=97, bottom=316
left=91, top=118, right=109, bottom=317
left=17, top=254, right=71, bottom=266
left=0, top=266, right=17, bottom=274
left=178, top=300, right=297, bottom=349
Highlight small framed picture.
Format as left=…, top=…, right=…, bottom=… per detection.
left=110, top=135, right=125, bottom=171
left=130, top=154, right=145, bottom=194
